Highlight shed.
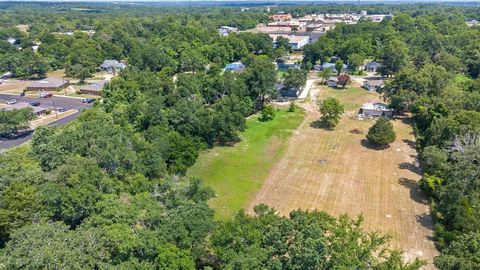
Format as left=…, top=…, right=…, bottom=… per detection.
left=26, top=77, right=69, bottom=91
left=326, top=77, right=338, bottom=88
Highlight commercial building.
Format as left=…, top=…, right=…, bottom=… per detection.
left=79, top=81, right=106, bottom=96
left=270, top=34, right=310, bottom=50
left=26, top=77, right=69, bottom=92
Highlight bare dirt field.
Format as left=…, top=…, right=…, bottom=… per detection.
left=248, top=83, right=438, bottom=268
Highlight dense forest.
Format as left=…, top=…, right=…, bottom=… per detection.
left=0, top=2, right=479, bottom=269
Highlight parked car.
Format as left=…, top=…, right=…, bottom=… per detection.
left=6, top=99, right=17, bottom=105
left=39, top=92, right=53, bottom=98
left=82, top=98, right=96, bottom=103
left=28, top=101, right=41, bottom=106
left=58, top=107, right=68, bottom=112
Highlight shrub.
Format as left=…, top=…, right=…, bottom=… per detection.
left=260, top=105, right=276, bottom=121
left=366, top=117, right=396, bottom=147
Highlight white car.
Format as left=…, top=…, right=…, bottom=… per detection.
left=6, top=99, right=17, bottom=105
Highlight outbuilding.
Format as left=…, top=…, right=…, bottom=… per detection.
left=326, top=77, right=338, bottom=88
left=225, top=62, right=245, bottom=73
left=100, top=60, right=126, bottom=73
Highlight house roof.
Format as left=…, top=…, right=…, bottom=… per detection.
left=225, top=62, right=245, bottom=70
left=27, top=77, right=67, bottom=88
left=362, top=103, right=392, bottom=112
left=366, top=61, right=382, bottom=68
left=101, top=60, right=126, bottom=69
left=364, top=79, right=384, bottom=87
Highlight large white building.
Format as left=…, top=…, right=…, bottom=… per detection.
left=269, top=34, right=310, bottom=50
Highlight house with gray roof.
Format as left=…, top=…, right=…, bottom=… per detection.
left=100, top=60, right=126, bottom=72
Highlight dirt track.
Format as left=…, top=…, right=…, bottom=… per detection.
left=248, top=83, right=438, bottom=268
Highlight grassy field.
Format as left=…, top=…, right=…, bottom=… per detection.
left=249, top=85, right=438, bottom=268
left=187, top=108, right=305, bottom=219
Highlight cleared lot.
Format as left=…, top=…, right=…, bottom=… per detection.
left=248, top=84, right=438, bottom=268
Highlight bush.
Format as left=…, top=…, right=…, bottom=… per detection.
left=260, top=105, right=276, bottom=121
left=288, top=101, right=296, bottom=112
left=45, top=109, right=51, bottom=115
left=366, top=117, right=396, bottom=147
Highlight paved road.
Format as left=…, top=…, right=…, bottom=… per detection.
left=0, top=94, right=92, bottom=150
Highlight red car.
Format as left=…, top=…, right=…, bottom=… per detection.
left=39, top=92, right=53, bottom=98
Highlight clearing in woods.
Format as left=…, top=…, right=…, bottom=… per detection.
left=248, top=83, right=438, bottom=268
left=187, top=108, right=305, bottom=219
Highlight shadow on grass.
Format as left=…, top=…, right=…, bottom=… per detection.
left=360, top=139, right=389, bottom=151
left=403, top=139, right=417, bottom=150
left=309, top=119, right=334, bottom=130
left=399, top=162, right=422, bottom=175
left=398, top=177, right=429, bottom=205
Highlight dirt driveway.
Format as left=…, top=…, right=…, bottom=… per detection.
left=248, top=84, right=438, bottom=268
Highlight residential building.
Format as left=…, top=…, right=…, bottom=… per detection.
left=360, top=103, right=393, bottom=118
left=225, top=62, right=245, bottom=73
left=363, top=79, right=384, bottom=92
left=365, top=61, right=382, bottom=72
left=277, top=63, right=300, bottom=71
left=218, top=26, right=238, bottom=37
left=26, top=77, right=69, bottom=91
left=100, top=60, right=126, bottom=73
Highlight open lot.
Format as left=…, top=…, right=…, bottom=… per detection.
left=248, top=84, right=438, bottom=268
left=187, top=108, right=305, bottom=219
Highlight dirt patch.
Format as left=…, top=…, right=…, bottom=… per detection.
left=248, top=86, right=438, bottom=269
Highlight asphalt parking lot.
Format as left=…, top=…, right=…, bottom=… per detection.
left=0, top=93, right=93, bottom=150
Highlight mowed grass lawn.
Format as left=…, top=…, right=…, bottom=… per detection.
left=187, top=108, right=305, bottom=219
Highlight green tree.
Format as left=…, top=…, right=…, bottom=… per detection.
left=319, top=97, right=344, bottom=128
left=243, top=56, right=277, bottom=109
left=66, top=64, right=92, bottom=83
left=318, top=68, right=332, bottom=84
left=335, top=60, right=344, bottom=75
left=380, top=39, right=409, bottom=76
left=366, top=117, right=396, bottom=147
left=284, top=69, right=307, bottom=90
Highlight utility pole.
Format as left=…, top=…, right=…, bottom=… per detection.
left=52, top=97, right=58, bottom=119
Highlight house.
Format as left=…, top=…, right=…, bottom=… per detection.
left=26, top=77, right=69, bottom=91
left=225, top=62, right=245, bottom=73
left=360, top=103, right=393, bottom=118
left=79, top=81, right=106, bottom=96
left=326, top=77, right=338, bottom=88
left=363, top=79, right=384, bottom=92
left=277, top=63, right=300, bottom=71
left=365, top=61, right=382, bottom=72
left=320, top=62, right=348, bottom=73
left=0, top=102, right=47, bottom=116
left=218, top=26, right=238, bottom=37
left=100, top=60, right=126, bottom=73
